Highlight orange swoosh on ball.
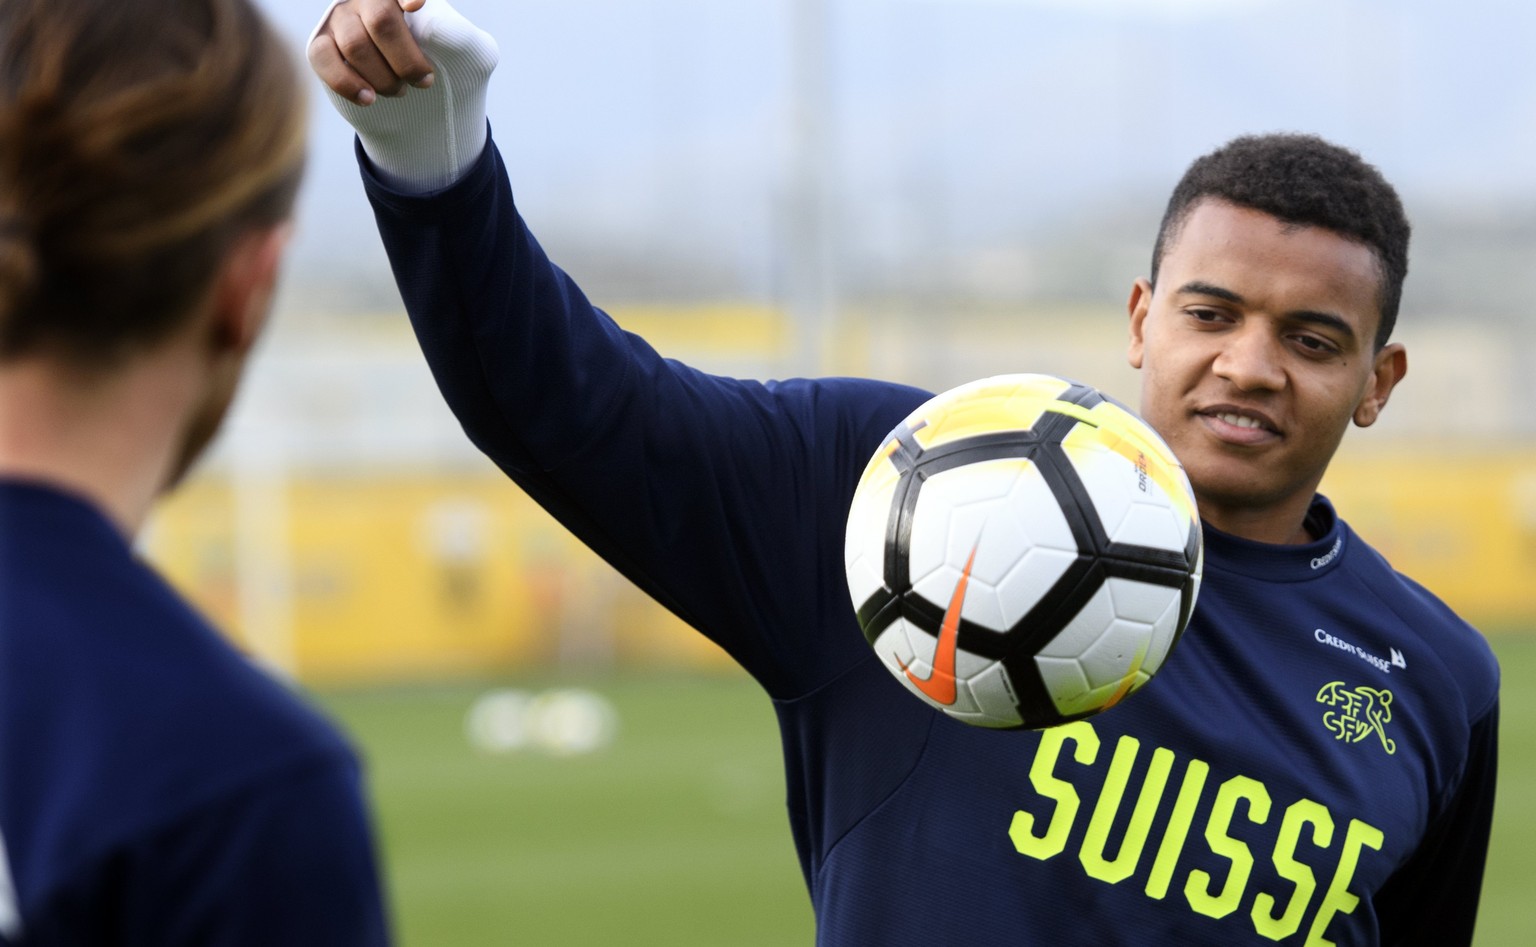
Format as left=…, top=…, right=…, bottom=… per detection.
left=902, top=543, right=979, bottom=706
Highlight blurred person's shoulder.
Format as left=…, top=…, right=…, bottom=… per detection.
left=0, top=477, right=359, bottom=861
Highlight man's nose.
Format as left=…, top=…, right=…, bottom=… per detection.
left=1212, top=324, right=1286, bottom=392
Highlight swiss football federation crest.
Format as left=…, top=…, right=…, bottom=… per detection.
left=1316, top=681, right=1396, bottom=755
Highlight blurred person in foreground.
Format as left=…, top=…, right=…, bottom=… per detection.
left=310, top=1, right=1498, bottom=944
left=0, top=0, right=389, bottom=942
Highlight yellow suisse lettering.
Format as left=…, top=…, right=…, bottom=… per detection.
left=1251, top=799, right=1335, bottom=941
left=1009, top=720, right=1099, bottom=860
left=1185, top=775, right=1271, bottom=919
left=1005, top=735, right=1387, bottom=944
left=1305, top=818, right=1384, bottom=946
left=1144, top=756, right=1209, bottom=900
left=1080, top=739, right=1176, bottom=885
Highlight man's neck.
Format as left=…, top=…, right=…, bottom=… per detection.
left=0, top=352, right=199, bottom=537
left=1198, top=495, right=1319, bottom=545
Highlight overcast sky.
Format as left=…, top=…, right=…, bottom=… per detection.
left=263, top=0, right=1536, bottom=308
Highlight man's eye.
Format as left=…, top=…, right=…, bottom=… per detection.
left=1293, top=334, right=1338, bottom=355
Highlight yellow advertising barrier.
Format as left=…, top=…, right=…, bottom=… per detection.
left=1320, top=447, right=1536, bottom=630
left=145, top=447, right=1536, bottom=686
left=147, top=472, right=732, bottom=684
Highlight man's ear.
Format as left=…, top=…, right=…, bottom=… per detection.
left=209, top=223, right=292, bottom=355
left=1127, top=278, right=1153, bottom=370
left=1354, top=342, right=1407, bottom=428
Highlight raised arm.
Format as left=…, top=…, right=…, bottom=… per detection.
left=308, top=0, right=928, bottom=697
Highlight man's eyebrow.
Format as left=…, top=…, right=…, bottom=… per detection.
left=1174, top=280, right=1357, bottom=342
left=1289, top=310, right=1356, bottom=342
left=1175, top=280, right=1244, bottom=304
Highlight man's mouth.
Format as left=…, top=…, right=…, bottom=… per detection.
left=1197, top=407, right=1280, bottom=442
left=1212, top=411, right=1268, bottom=431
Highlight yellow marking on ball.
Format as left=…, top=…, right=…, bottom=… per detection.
left=1102, top=638, right=1150, bottom=711
left=1065, top=410, right=1199, bottom=524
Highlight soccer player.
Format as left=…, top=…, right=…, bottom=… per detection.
left=0, top=0, right=390, bottom=942
left=311, top=1, right=1499, bottom=943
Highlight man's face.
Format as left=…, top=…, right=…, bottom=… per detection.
left=1127, top=198, right=1407, bottom=543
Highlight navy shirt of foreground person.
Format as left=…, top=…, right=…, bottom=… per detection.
left=0, top=481, right=389, bottom=945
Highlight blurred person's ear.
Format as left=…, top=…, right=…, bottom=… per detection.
left=209, top=223, right=292, bottom=357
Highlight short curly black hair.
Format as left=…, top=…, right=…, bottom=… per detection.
left=1150, top=134, right=1410, bottom=349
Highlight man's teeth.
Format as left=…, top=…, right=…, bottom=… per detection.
left=1216, top=413, right=1264, bottom=430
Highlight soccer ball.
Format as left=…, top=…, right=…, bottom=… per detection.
left=844, top=373, right=1203, bottom=729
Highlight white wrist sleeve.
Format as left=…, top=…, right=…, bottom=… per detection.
left=312, top=0, right=499, bottom=193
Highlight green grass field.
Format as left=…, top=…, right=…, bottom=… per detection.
left=320, top=633, right=1536, bottom=946
left=323, top=675, right=814, bottom=946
